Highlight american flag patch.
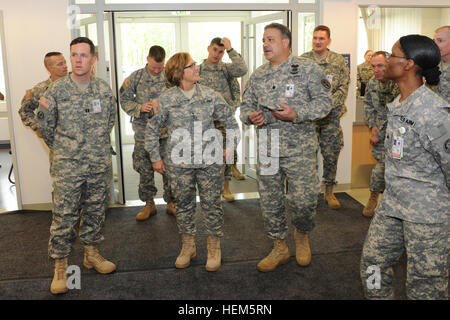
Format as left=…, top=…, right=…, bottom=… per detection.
left=39, top=97, right=51, bottom=109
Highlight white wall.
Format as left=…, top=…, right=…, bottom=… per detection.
left=0, top=0, right=70, bottom=208
left=321, top=0, right=450, bottom=187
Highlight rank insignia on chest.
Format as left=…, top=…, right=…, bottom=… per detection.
left=290, top=64, right=299, bottom=74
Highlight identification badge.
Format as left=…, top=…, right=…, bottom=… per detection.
left=392, top=137, right=403, bottom=159
left=92, top=99, right=102, bottom=113
left=285, top=84, right=294, bottom=98
left=326, top=74, right=333, bottom=84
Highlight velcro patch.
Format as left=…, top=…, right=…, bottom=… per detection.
left=39, top=97, right=51, bottom=109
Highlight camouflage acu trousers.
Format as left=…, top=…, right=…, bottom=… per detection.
left=168, top=164, right=225, bottom=237
left=48, top=171, right=110, bottom=259
left=257, top=155, right=320, bottom=239
left=369, top=143, right=385, bottom=193
left=315, top=106, right=344, bottom=186
left=133, top=122, right=173, bottom=202
left=360, top=212, right=449, bottom=300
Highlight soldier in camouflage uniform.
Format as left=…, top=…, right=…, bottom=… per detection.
left=119, top=45, right=176, bottom=219
left=301, top=25, right=350, bottom=210
left=432, top=26, right=450, bottom=103
left=240, top=23, right=333, bottom=272
left=36, top=38, right=117, bottom=295
left=363, top=51, right=400, bottom=217
left=199, top=37, right=248, bottom=202
left=145, top=52, right=240, bottom=272
left=361, top=35, right=449, bottom=300
left=18, top=52, right=67, bottom=137
left=357, top=50, right=374, bottom=97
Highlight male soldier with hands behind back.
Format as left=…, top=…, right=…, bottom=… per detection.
left=36, top=37, right=117, bottom=295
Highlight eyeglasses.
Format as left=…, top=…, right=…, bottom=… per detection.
left=386, top=53, right=407, bottom=60
left=184, top=62, right=197, bottom=69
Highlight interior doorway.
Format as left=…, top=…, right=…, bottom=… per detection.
left=78, top=9, right=317, bottom=204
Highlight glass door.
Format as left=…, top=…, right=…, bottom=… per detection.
left=242, top=11, right=287, bottom=180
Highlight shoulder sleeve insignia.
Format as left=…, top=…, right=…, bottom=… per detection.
left=124, top=78, right=131, bottom=88
left=39, top=97, right=52, bottom=109
left=152, top=100, right=160, bottom=115
left=321, top=79, right=331, bottom=89
left=37, top=111, right=44, bottom=120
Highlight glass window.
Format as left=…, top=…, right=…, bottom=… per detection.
left=187, top=22, right=241, bottom=64
left=298, top=12, right=315, bottom=55
left=298, top=0, right=316, bottom=3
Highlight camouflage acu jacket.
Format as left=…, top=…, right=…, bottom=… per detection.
left=380, top=85, right=450, bottom=224
left=240, top=55, right=333, bottom=158
left=301, top=49, right=350, bottom=115
left=36, top=75, right=116, bottom=176
left=145, top=84, right=240, bottom=168
left=198, top=49, right=248, bottom=109
left=18, top=78, right=52, bottom=131
left=364, top=78, right=400, bottom=141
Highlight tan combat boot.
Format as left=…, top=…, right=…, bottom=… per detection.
left=83, top=245, right=116, bottom=274
left=325, top=185, right=341, bottom=209
left=294, top=229, right=312, bottom=266
left=50, top=258, right=68, bottom=294
left=363, top=191, right=380, bottom=217
left=136, top=199, right=157, bottom=221
left=175, top=234, right=196, bottom=269
left=166, top=201, right=176, bottom=217
left=206, top=236, right=221, bottom=272
left=231, top=164, right=245, bottom=180
left=222, top=180, right=235, bottom=202
left=257, top=239, right=290, bottom=272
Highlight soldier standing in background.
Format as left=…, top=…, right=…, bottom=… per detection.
left=433, top=25, right=450, bottom=102
left=19, top=52, right=68, bottom=137
left=357, top=50, right=374, bottom=97
left=363, top=51, right=400, bottom=217
left=301, top=25, right=350, bottom=210
left=199, top=37, right=248, bottom=202
left=120, top=45, right=176, bottom=219
left=36, top=37, right=117, bottom=295
left=240, top=23, right=333, bottom=272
